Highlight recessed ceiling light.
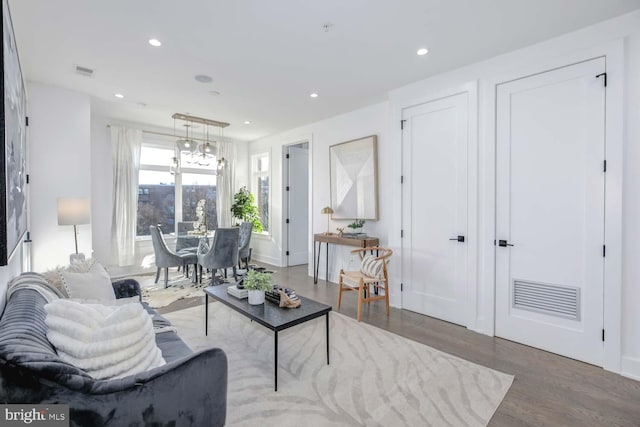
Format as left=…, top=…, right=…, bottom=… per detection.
left=195, top=75, right=213, bottom=83
left=114, top=93, right=124, bottom=99
left=310, top=93, right=319, bottom=98
left=417, top=48, right=429, bottom=56
left=244, top=120, right=251, bottom=125
left=148, top=38, right=162, bottom=47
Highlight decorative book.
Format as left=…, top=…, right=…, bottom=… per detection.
left=227, top=285, right=248, bottom=299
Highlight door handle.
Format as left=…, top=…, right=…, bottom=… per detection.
left=498, top=239, right=514, bottom=247
left=449, top=235, right=465, bottom=243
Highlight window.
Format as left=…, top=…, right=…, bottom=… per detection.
left=251, top=153, right=270, bottom=233
left=137, top=143, right=217, bottom=237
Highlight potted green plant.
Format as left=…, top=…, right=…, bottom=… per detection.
left=347, top=219, right=365, bottom=234
left=244, top=269, right=272, bottom=305
left=230, top=186, right=264, bottom=232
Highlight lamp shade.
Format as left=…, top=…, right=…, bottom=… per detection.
left=57, top=198, right=90, bottom=225
left=321, top=206, right=334, bottom=214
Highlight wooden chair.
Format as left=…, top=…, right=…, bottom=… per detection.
left=338, top=247, right=392, bottom=322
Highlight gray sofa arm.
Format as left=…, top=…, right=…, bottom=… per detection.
left=111, top=279, right=141, bottom=301
left=49, top=347, right=227, bottom=426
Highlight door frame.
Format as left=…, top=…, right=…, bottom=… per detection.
left=400, top=81, right=479, bottom=328
left=480, top=39, right=624, bottom=373
left=280, top=136, right=313, bottom=269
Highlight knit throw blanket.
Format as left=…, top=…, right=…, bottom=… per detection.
left=6, top=272, right=65, bottom=303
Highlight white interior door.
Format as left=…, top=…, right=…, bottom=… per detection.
left=401, top=92, right=469, bottom=326
left=495, top=58, right=606, bottom=366
left=286, top=143, right=309, bottom=266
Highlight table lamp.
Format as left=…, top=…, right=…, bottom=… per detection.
left=321, top=206, right=333, bottom=235
left=57, top=197, right=90, bottom=263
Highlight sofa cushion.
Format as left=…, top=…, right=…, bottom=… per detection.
left=45, top=299, right=165, bottom=380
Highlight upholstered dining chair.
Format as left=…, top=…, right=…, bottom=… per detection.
left=149, top=225, right=199, bottom=288
left=238, top=222, right=254, bottom=270
left=198, top=227, right=240, bottom=284
left=175, top=221, right=200, bottom=253
left=338, top=247, right=392, bottom=322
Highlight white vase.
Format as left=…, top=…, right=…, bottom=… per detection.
left=248, top=290, right=265, bottom=305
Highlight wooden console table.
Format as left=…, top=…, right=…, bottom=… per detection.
left=313, top=233, right=380, bottom=284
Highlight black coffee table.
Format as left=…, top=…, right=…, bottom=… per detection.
left=204, top=285, right=332, bottom=391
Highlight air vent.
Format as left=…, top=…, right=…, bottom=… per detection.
left=74, top=65, right=94, bottom=78
left=513, top=280, right=580, bottom=320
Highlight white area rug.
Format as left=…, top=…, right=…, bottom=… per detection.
left=165, top=305, right=513, bottom=426
left=136, top=272, right=207, bottom=308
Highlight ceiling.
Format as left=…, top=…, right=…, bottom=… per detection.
left=9, top=0, right=640, bottom=141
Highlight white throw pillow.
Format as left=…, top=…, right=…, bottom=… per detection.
left=45, top=299, right=165, bottom=379
left=60, top=262, right=116, bottom=302
left=42, top=258, right=105, bottom=298
left=360, top=254, right=386, bottom=279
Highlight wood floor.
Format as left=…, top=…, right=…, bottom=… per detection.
left=158, top=264, right=640, bottom=427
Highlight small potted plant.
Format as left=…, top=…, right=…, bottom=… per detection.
left=347, top=219, right=365, bottom=234
left=244, top=269, right=273, bottom=305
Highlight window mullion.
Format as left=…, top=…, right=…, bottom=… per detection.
left=175, top=173, right=183, bottom=230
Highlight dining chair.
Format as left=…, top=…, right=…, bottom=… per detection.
left=149, top=225, right=199, bottom=288
left=338, top=247, right=392, bottom=321
left=238, top=222, right=254, bottom=270
left=198, top=227, right=239, bottom=284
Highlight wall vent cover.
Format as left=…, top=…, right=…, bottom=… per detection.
left=513, top=280, right=580, bottom=320
left=74, top=65, right=94, bottom=78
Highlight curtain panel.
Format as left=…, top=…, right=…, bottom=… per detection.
left=110, top=126, right=142, bottom=266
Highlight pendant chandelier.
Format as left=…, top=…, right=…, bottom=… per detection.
left=170, top=113, right=229, bottom=175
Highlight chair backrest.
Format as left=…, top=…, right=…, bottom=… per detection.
left=198, top=228, right=240, bottom=270
left=238, top=222, right=253, bottom=260
left=150, top=225, right=180, bottom=268
left=175, top=221, right=199, bottom=252
left=354, top=247, right=393, bottom=279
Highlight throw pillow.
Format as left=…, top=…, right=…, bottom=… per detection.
left=360, top=254, right=386, bottom=279
left=41, top=268, right=69, bottom=298
left=41, top=258, right=103, bottom=298
left=60, top=262, right=116, bottom=302
left=45, top=299, right=165, bottom=379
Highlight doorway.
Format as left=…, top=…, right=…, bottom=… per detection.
left=284, top=142, right=309, bottom=266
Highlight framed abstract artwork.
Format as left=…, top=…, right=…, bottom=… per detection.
left=329, top=135, right=378, bottom=220
left=0, top=0, right=27, bottom=265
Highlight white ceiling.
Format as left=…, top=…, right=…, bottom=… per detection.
left=9, top=0, right=640, bottom=141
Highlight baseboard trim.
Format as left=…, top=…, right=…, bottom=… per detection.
left=621, top=356, right=640, bottom=381
left=251, top=254, right=282, bottom=267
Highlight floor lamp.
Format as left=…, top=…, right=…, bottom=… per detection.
left=57, top=197, right=90, bottom=264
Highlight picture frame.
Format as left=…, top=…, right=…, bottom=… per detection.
left=329, top=135, right=378, bottom=220
left=0, top=0, right=28, bottom=266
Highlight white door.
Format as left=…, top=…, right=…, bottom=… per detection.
left=495, top=58, right=606, bottom=366
left=286, top=143, right=309, bottom=266
left=401, top=92, right=469, bottom=326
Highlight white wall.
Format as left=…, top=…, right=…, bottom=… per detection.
left=28, top=83, right=91, bottom=272
left=249, top=102, right=391, bottom=276
left=0, top=243, right=28, bottom=316
left=90, top=115, right=249, bottom=277
left=250, top=10, right=640, bottom=380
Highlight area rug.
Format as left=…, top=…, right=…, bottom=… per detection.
left=134, top=272, right=207, bottom=308
left=164, top=305, right=514, bottom=426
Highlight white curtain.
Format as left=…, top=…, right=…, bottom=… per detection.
left=110, top=126, right=142, bottom=266
left=217, top=140, right=235, bottom=227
